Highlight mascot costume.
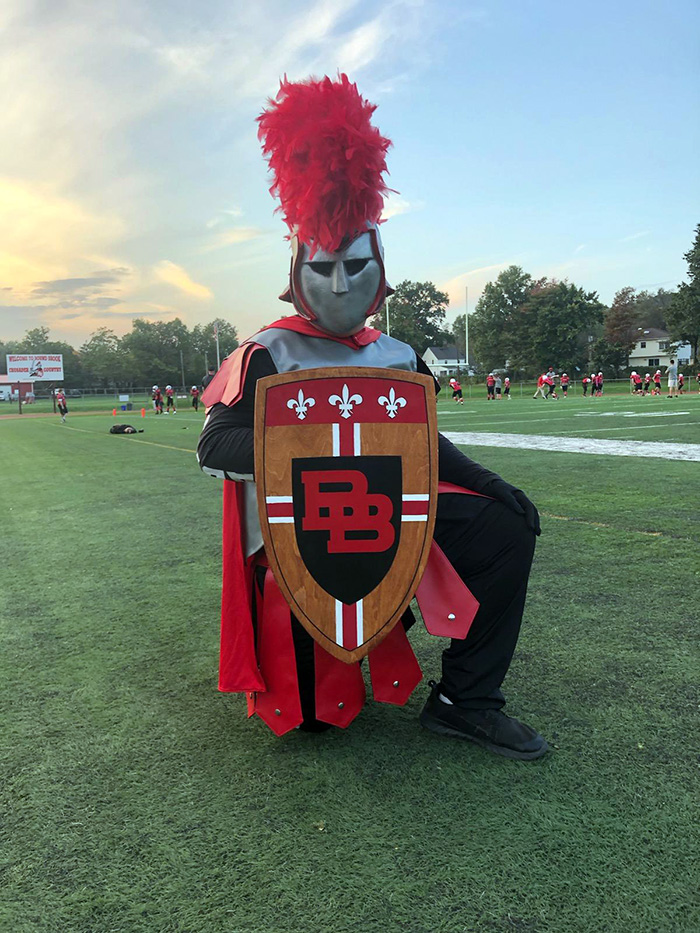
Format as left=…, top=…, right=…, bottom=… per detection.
left=198, top=75, right=548, bottom=759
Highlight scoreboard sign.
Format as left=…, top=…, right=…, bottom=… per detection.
left=6, top=354, right=64, bottom=381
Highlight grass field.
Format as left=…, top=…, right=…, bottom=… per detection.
left=2, top=391, right=699, bottom=933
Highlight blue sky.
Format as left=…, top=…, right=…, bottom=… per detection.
left=1, top=0, right=698, bottom=344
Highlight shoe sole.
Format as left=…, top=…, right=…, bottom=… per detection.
left=419, top=710, right=550, bottom=761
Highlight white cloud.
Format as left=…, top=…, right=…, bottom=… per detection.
left=154, top=260, right=213, bottom=300
left=381, top=193, right=424, bottom=221
left=200, top=228, right=267, bottom=253
left=0, top=0, right=434, bottom=342
left=441, top=262, right=515, bottom=310
left=620, top=231, right=651, bottom=242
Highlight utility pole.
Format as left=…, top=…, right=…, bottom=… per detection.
left=386, top=298, right=391, bottom=338
left=180, top=349, right=186, bottom=391
left=465, top=286, right=469, bottom=373
left=214, top=323, right=221, bottom=369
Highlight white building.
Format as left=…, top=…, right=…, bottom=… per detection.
left=628, top=329, right=691, bottom=371
left=422, top=345, right=470, bottom=377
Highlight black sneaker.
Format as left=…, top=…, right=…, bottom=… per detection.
left=419, top=681, right=549, bottom=760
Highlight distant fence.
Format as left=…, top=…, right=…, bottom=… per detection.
left=2, top=377, right=692, bottom=408
left=10, top=385, right=198, bottom=402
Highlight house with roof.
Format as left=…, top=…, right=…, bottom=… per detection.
left=422, top=345, right=471, bottom=377
left=628, top=328, right=691, bottom=372
left=0, top=374, right=35, bottom=402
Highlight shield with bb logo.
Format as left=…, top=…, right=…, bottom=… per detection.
left=254, top=367, right=438, bottom=663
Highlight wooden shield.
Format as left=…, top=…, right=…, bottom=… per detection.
left=255, top=367, right=438, bottom=663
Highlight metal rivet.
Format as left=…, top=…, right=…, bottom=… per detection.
left=448, top=613, right=456, bottom=620
left=338, top=702, right=344, bottom=709
left=274, top=708, right=281, bottom=716
left=393, top=680, right=400, bottom=688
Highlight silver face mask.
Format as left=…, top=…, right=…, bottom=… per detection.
left=286, top=227, right=389, bottom=336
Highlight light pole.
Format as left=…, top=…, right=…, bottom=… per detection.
left=464, top=285, right=469, bottom=373
left=386, top=298, right=391, bottom=338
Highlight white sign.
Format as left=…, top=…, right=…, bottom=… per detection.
left=6, top=354, right=64, bottom=381
left=119, top=394, right=129, bottom=402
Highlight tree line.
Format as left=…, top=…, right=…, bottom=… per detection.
left=372, top=225, right=700, bottom=376
left=0, top=318, right=239, bottom=388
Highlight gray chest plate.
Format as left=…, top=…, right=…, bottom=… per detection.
left=250, top=329, right=418, bottom=374
left=240, top=328, right=417, bottom=557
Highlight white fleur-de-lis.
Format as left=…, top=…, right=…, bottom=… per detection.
left=287, top=388, right=316, bottom=420
left=329, top=384, right=363, bottom=419
left=378, top=387, right=407, bottom=419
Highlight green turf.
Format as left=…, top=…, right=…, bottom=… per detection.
left=1, top=404, right=698, bottom=933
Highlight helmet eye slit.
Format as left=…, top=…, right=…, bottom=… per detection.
left=307, top=262, right=334, bottom=277
left=344, top=258, right=369, bottom=276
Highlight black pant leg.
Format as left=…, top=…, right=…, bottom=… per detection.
left=432, top=494, right=536, bottom=709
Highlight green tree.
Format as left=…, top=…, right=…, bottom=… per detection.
left=469, top=266, right=534, bottom=371
left=120, top=318, right=193, bottom=387
left=604, top=287, right=638, bottom=351
left=450, top=314, right=467, bottom=358
left=191, top=318, right=239, bottom=378
left=590, top=337, right=629, bottom=375
left=80, top=328, right=129, bottom=387
left=633, top=288, right=675, bottom=331
left=520, top=280, right=604, bottom=375
left=372, top=281, right=451, bottom=355
left=667, top=224, right=700, bottom=364
left=0, top=339, right=19, bottom=374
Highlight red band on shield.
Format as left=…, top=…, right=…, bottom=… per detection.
left=301, top=469, right=395, bottom=554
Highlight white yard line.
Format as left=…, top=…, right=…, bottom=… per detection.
left=442, top=431, right=700, bottom=461
left=556, top=421, right=700, bottom=435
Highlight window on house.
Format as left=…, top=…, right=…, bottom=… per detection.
left=658, top=341, right=669, bottom=350
left=648, top=358, right=660, bottom=367
left=640, top=341, right=646, bottom=348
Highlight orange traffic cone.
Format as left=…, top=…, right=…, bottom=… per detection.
left=141, top=407, right=146, bottom=417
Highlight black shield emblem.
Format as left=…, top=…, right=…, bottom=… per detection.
left=291, top=456, right=402, bottom=603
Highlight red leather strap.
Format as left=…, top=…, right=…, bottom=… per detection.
left=369, top=622, right=422, bottom=705
left=416, top=540, right=480, bottom=640
left=253, top=569, right=303, bottom=736
left=438, top=480, right=490, bottom=497
left=314, top=643, right=366, bottom=728
left=218, top=481, right=265, bottom=692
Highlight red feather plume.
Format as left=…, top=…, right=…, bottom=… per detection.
left=257, top=74, right=392, bottom=255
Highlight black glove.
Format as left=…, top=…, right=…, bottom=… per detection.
left=482, top=478, right=541, bottom=536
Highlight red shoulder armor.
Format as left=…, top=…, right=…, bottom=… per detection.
left=201, top=343, right=263, bottom=409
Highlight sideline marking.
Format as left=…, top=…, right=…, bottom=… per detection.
left=40, top=421, right=197, bottom=455
left=541, top=512, right=663, bottom=537
left=442, top=431, right=700, bottom=462
left=557, top=421, right=699, bottom=435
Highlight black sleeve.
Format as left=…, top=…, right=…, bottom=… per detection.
left=413, top=353, right=502, bottom=492
left=437, top=433, right=502, bottom=493
left=197, top=349, right=277, bottom=476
